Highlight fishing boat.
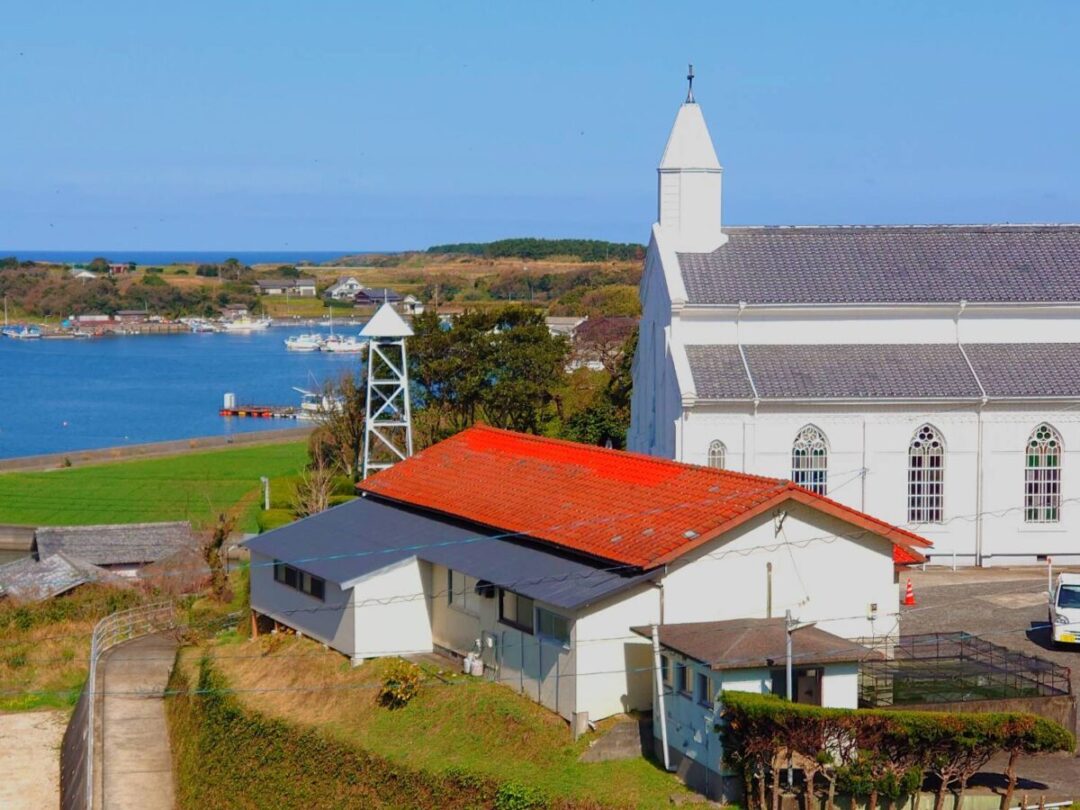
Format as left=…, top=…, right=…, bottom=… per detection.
left=3, top=325, right=42, bottom=339
left=284, top=333, right=324, bottom=352
left=320, top=334, right=365, bottom=353
left=292, top=387, right=344, bottom=417
left=187, top=318, right=220, bottom=333
left=220, top=316, right=272, bottom=333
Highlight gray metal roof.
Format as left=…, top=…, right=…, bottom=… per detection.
left=35, top=522, right=196, bottom=566
left=678, top=225, right=1080, bottom=305
left=243, top=495, right=651, bottom=610
left=686, top=343, right=1080, bottom=401
left=0, top=553, right=118, bottom=601
left=631, top=619, right=880, bottom=670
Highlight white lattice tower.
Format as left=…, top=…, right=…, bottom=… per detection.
left=360, top=303, right=414, bottom=478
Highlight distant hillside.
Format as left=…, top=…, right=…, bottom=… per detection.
left=426, top=238, right=645, bottom=262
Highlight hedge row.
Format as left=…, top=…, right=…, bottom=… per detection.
left=165, top=655, right=587, bottom=810
left=720, top=691, right=1074, bottom=810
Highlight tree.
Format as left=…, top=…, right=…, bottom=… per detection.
left=292, top=442, right=338, bottom=517
left=204, top=512, right=235, bottom=601
left=277, top=265, right=300, bottom=278
left=312, top=371, right=366, bottom=480
left=87, top=257, right=110, bottom=273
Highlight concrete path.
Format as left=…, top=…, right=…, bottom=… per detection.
left=96, top=633, right=178, bottom=810
left=0, top=710, right=66, bottom=809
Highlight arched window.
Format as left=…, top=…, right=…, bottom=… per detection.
left=908, top=424, right=945, bottom=523
left=1025, top=424, right=1062, bottom=523
left=792, top=425, right=828, bottom=495
left=707, top=440, right=726, bottom=470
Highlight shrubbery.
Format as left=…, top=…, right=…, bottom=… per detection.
left=376, top=659, right=423, bottom=709
left=720, top=691, right=1073, bottom=810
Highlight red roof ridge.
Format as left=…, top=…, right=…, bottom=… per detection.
left=461, top=424, right=789, bottom=488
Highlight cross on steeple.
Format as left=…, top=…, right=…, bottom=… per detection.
left=686, top=63, right=695, bottom=103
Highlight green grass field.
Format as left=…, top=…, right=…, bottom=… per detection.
left=0, top=442, right=309, bottom=532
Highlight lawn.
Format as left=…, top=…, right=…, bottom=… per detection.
left=182, top=634, right=690, bottom=808
left=0, top=442, right=309, bottom=532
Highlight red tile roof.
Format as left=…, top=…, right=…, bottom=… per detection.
left=358, top=426, right=931, bottom=570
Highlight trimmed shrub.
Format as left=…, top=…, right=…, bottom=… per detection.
left=720, top=691, right=1074, bottom=810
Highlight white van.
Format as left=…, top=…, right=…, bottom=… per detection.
left=1049, top=573, right=1080, bottom=647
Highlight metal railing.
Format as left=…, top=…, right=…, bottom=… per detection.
left=63, top=604, right=177, bottom=810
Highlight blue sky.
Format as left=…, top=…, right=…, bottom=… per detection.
left=2, top=2, right=1079, bottom=251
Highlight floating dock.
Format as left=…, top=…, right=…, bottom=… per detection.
left=219, top=405, right=301, bottom=419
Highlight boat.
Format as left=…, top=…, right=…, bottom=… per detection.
left=187, top=318, right=220, bottom=333
left=220, top=316, right=272, bottom=333
left=321, top=335, right=365, bottom=353
left=284, top=333, right=324, bottom=352
left=292, top=387, right=344, bottom=417
left=2, top=325, right=42, bottom=340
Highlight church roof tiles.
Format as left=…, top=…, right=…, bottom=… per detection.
left=686, top=342, right=1080, bottom=401
left=678, top=225, right=1080, bottom=305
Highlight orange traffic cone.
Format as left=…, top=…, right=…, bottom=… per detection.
left=903, top=578, right=916, bottom=606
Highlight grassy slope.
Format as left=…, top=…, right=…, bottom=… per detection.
left=190, top=635, right=688, bottom=808
left=0, top=442, right=308, bottom=532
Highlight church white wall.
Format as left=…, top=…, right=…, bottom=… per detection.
left=678, top=405, right=1080, bottom=565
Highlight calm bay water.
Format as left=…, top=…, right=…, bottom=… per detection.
left=0, top=327, right=365, bottom=459
left=3, top=250, right=368, bottom=265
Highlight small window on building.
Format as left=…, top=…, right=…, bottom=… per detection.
left=448, top=568, right=479, bottom=616
left=271, top=559, right=325, bottom=602
left=696, top=670, right=712, bottom=707
left=499, top=589, right=535, bottom=634
left=792, top=425, right=828, bottom=495
left=1026, top=423, right=1063, bottom=523
left=707, top=439, right=726, bottom=470
left=676, top=662, right=692, bottom=695
left=661, top=654, right=672, bottom=687
left=536, top=607, right=571, bottom=647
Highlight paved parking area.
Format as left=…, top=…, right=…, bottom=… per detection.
left=902, top=568, right=1080, bottom=798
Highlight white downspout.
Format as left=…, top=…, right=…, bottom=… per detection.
left=651, top=625, right=673, bottom=771
left=955, top=300, right=988, bottom=566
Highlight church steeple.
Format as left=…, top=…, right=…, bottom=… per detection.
left=657, top=67, right=726, bottom=252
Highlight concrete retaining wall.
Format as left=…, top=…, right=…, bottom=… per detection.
left=59, top=685, right=91, bottom=810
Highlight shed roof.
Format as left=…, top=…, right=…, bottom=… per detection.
left=34, top=521, right=196, bottom=566
left=0, top=553, right=120, bottom=601
left=678, top=225, right=1080, bottom=305
left=243, top=496, right=650, bottom=610
left=358, top=426, right=930, bottom=570
left=631, top=619, right=880, bottom=671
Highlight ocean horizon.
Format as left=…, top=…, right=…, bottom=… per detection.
left=1, top=249, right=395, bottom=266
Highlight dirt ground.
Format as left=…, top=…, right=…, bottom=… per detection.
left=904, top=568, right=1080, bottom=799
left=0, top=710, right=66, bottom=810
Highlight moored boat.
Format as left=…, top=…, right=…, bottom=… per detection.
left=220, top=316, right=272, bottom=333
left=320, top=335, right=365, bottom=353
left=284, top=333, right=324, bottom=352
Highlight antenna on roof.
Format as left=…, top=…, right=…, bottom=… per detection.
left=685, top=63, right=695, bottom=104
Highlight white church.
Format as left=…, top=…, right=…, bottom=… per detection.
left=628, top=78, right=1080, bottom=566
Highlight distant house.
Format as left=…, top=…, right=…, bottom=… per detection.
left=246, top=426, right=929, bottom=728
left=68, top=268, right=98, bottom=281
left=0, top=553, right=121, bottom=602
left=353, top=287, right=403, bottom=307
left=402, top=294, right=424, bottom=316
left=632, top=619, right=880, bottom=799
left=544, top=316, right=587, bottom=338
left=72, top=313, right=112, bottom=326
left=325, top=277, right=364, bottom=301
left=221, top=303, right=249, bottom=318
left=34, top=521, right=197, bottom=577
left=108, top=263, right=133, bottom=275
left=256, top=278, right=317, bottom=297
left=114, top=309, right=150, bottom=324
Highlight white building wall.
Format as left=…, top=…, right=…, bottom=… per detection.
left=660, top=503, right=899, bottom=643
left=347, top=557, right=434, bottom=659
left=574, top=584, right=660, bottom=721
left=673, top=405, right=1080, bottom=565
